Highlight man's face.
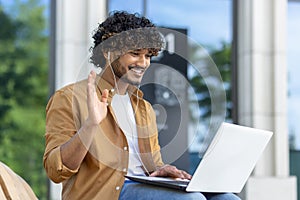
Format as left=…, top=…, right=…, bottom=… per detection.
left=111, top=49, right=152, bottom=86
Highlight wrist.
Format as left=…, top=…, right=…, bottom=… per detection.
left=83, top=118, right=99, bottom=130
left=83, top=117, right=99, bottom=127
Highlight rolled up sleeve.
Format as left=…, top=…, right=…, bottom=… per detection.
left=44, top=146, right=79, bottom=183
left=43, top=86, right=80, bottom=183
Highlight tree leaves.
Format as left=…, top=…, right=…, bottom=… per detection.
left=0, top=0, right=48, bottom=198
left=189, top=42, right=232, bottom=120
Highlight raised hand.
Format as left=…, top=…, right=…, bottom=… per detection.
left=60, top=71, right=109, bottom=170
left=86, top=71, right=109, bottom=126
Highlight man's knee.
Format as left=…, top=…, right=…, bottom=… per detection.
left=204, top=193, right=241, bottom=200
left=160, top=192, right=206, bottom=200
left=181, top=192, right=207, bottom=200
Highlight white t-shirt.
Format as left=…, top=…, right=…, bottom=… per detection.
left=111, top=93, right=145, bottom=176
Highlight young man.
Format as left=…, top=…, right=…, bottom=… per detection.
left=43, top=11, right=240, bottom=200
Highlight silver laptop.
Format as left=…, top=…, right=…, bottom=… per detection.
left=125, top=122, right=273, bottom=193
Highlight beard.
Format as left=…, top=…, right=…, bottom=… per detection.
left=111, top=59, right=142, bottom=86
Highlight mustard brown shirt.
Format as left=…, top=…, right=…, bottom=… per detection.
left=43, top=76, right=164, bottom=200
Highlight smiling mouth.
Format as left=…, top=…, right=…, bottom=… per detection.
left=128, top=66, right=145, bottom=75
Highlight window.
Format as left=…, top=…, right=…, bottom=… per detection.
left=288, top=2, right=300, bottom=200
left=288, top=1, right=300, bottom=151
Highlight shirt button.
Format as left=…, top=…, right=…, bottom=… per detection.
left=123, top=168, right=127, bottom=172
left=123, top=147, right=128, bottom=151
left=116, top=186, right=120, bottom=190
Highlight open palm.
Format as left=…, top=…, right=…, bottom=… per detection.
left=86, top=71, right=109, bottom=126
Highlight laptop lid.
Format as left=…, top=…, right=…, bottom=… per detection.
left=186, top=122, right=273, bottom=193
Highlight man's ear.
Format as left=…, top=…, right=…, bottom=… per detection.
left=103, top=51, right=120, bottom=63
left=103, top=51, right=109, bottom=60
left=103, top=51, right=113, bottom=61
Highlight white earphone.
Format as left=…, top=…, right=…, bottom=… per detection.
left=107, top=51, right=110, bottom=61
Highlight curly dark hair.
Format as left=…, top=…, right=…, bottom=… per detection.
left=90, top=11, right=165, bottom=68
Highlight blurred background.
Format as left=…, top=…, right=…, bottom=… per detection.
left=0, top=0, right=299, bottom=199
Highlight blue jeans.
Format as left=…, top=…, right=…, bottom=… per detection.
left=119, top=181, right=241, bottom=200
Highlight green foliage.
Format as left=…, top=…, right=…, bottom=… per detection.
left=189, top=42, right=232, bottom=121
left=0, top=0, right=48, bottom=198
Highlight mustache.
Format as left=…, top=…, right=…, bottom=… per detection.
left=128, top=66, right=145, bottom=71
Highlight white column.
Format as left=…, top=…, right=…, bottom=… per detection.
left=50, top=1, right=106, bottom=199
left=55, top=0, right=106, bottom=89
left=237, top=0, right=297, bottom=199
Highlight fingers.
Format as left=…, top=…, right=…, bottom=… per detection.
left=181, top=170, right=192, bottom=180
left=88, top=71, right=108, bottom=103
left=101, top=89, right=109, bottom=103
left=150, top=165, right=192, bottom=179
left=149, top=165, right=169, bottom=177
left=166, top=165, right=182, bottom=178
left=149, top=171, right=159, bottom=177
left=88, top=70, right=96, bottom=85
left=87, top=71, right=96, bottom=109
left=87, top=71, right=97, bottom=97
